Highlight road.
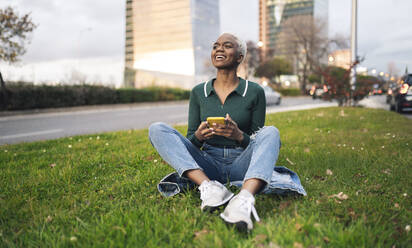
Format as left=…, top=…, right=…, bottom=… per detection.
left=358, top=95, right=412, bottom=119
left=0, top=97, right=336, bottom=145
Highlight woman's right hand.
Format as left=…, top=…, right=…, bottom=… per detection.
left=195, top=121, right=215, bottom=142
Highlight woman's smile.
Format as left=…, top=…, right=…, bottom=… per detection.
left=215, top=54, right=226, bottom=61
left=211, top=35, right=241, bottom=69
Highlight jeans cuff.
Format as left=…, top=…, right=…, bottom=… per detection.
left=178, top=166, right=203, bottom=178
left=243, top=174, right=271, bottom=185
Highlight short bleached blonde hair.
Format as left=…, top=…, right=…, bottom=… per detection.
left=220, top=32, right=247, bottom=62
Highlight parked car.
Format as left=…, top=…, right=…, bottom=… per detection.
left=263, top=85, right=281, bottom=105
left=389, top=73, right=412, bottom=112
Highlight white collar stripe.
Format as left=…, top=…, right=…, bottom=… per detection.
left=242, top=80, right=248, bottom=97
left=204, top=81, right=208, bottom=97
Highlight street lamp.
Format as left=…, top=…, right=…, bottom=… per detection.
left=350, top=0, right=358, bottom=95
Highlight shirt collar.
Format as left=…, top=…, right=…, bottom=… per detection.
left=204, top=77, right=248, bottom=98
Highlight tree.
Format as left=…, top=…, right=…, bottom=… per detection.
left=244, top=41, right=260, bottom=78
left=356, top=75, right=381, bottom=96
left=317, top=65, right=350, bottom=106
left=277, top=15, right=347, bottom=93
left=254, top=57, right=292, bottom=84
left=0, top=6, right=36, bottom=107
left=387, top=61, right=399, bottom=80
left=316, top=61, right=374, bottom=106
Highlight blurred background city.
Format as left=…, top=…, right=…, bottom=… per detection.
left=0, top=0, right=411, bottom=111
left=0, top=0, right=410, bottom=86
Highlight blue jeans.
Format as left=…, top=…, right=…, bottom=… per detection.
left=148, top=122, right=281, bottom=185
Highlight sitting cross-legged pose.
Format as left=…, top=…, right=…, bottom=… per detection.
left=149, top=33, right=285, bottom=232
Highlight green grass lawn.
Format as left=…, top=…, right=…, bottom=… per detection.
left=1, top=107, right=411, bottom=247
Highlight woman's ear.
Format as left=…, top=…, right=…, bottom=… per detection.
left=237, top=53, right=244, bottom=64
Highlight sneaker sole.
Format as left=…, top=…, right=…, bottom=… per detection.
left=221, top=219, right=249, bottom=233
left=201, top=192, right=234, bottom=213
left=234, top=221, right=249, bottom=233
left=202, top=205, right=218, bottom=213
left=220, top=213, right=251, bottom=232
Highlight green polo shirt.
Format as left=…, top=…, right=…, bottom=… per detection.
left=186, top=77, right=266, bottom=148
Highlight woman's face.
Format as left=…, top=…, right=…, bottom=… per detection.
left=211, top=34, right=243, bottom=70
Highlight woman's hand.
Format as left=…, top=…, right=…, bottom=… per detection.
left=212, top=113, right=244, bottom=142
left=195, top=121, right=215, bottom=142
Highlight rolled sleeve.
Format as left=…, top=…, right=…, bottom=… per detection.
left=187, top=134, right=203, bottom=148
left=240, top=132, right=250, bottom=148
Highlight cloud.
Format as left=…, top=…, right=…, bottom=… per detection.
left=1, top=0, right=125, bottom=62
left=328, top=0, right=412, bottom=72
left=220, top=0, right=258, bottom=42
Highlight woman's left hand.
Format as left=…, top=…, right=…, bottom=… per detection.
left=211, top=113, right=243, bottom=142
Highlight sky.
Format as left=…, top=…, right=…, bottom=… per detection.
left=0, top=0, right=411, bottom=87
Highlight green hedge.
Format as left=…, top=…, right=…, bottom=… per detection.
left=116, top=87, right=189, bottom=103
left=0, top=84, right=190, bottom=111
left=277, top=88, right=302, bottom=96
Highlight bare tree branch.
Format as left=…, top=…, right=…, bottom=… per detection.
left=0, top=6, right=36, bottom=63
left=0, top=6, right=37, bottom=108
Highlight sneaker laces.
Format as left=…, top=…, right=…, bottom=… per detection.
left=237, top=195, right=260, bottom=222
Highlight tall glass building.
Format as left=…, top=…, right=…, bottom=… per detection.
left=259, top=0, right=328, bottom=58
left=124, top=0, right=220, bottom=89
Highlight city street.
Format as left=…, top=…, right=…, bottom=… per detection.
left=1, top=95, right=410, bottom=145
left=358, top=95, right=412, bottom=119
left=0, top=97, right=336, bottom=145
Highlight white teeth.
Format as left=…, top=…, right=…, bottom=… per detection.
left=216, top=55, right=225, bottom=59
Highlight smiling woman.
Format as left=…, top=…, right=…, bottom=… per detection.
left=148, top=33, right=306, bottom=232
left=211, top=33, right=247, bottom=70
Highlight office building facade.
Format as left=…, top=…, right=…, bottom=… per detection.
left=328, top=49, right=351, bottom=70
left=259, top=0, right=328, bottom=58
left=124, top=0, right=220, bottom=89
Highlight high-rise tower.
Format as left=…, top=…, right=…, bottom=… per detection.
left=259, top=0, right=328, bottom=59
left=124, top=0, right=220, bottom=89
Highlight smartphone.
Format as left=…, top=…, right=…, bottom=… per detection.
left=207, top=117, right=225, bottom=126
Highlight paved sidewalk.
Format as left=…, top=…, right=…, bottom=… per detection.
left=267, top=101, right=337, bottom=114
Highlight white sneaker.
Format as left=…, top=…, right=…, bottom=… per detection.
left=199, top=180, right=234, bottom=212
left=220, top=190, right=260, bottom=232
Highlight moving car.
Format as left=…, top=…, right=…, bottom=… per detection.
left=386, top=83, right=397, bottom=104
left=309, top=85, right=328, bottom=99
left=389, top=73, right=412, bottom=112
left=263, top=85, right=281, bottom=105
